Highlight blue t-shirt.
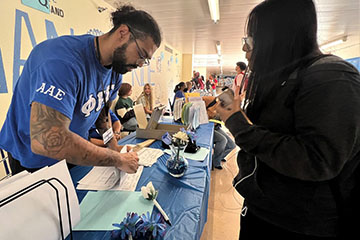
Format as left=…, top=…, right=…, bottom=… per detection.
left=88, top=110, right=119, bottom=139
left=172, top=90, right=185, bottom=108
left=0, top=35, right=122, bottom=168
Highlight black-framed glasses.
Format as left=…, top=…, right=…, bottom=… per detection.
left=242, top=36, right=254, bottom=52
left=128, top=27, right=151, bottom=67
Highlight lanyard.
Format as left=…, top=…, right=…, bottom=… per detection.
left=95, top=36, right=113, bottom=122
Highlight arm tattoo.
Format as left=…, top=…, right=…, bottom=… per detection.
left=30, top=102, right=71, bottom=156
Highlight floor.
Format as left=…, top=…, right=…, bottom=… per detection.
left=200, top=144, right=243, bottom=240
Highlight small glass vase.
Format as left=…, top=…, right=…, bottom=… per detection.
left=166, top=141, right=189, bottom=178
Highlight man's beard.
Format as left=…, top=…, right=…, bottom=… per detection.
left=111, top=41, right=137, bottom=74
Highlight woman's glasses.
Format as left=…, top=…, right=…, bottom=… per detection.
left=242, top=36, right=254, bottom=52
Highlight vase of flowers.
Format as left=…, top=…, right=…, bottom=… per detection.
left=165, top=131, right=189, bottom=178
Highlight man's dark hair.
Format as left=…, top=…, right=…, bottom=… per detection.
left=236, top=61, right=247, bottom=70
left=110, top=4, right=162, bottom=47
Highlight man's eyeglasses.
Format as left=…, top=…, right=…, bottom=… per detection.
left=242, top=36, right=254, bottom=52
left=128, top=27, right=151, bottom=67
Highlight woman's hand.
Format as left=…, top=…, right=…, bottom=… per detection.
left=216, top=86, right=251, bottom=124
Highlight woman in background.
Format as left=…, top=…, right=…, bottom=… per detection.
left=136, top=83, right=153, bottom=119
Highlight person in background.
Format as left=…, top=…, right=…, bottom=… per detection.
left=216, top=0, right=360, bottom=239
left=191, top=71, right=199, bottom=89
left=200, top=75, right=205, bottom=90
left=232, top=61, right=247, bottom=94
left=206, top=77, right=212, bottom=92
left=209, top=74, right=218, bottom=96
left=203, top=95, right=236, bottom=169
left=0, top=4, right=162, bottom=174
left=136, top=83, right=153, bottom=119
left=172, top=82, right=186, bottom=108
left=185, top=81, right=193, bottom=93
left=114, top=82, right=137, bottom=131
left=193, top=72, right=204, bottom=89
left=89, top=110, right=121, bottom=147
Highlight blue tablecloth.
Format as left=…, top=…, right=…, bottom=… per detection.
left=68, top=122, right=214, bottom=240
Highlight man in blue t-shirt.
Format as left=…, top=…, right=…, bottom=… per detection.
left=0, top=4, right=161, bottom=175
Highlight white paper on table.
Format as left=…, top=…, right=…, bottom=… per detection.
left=110, top=166, right=144, bottom=191
left=122, top=144, right=163, bottom=167
left=77, top=165, right=144, bottom=192
left=0, top=160, right=80, bottom=240
left=137, top=147, right=164, bottom=167
left=77, top=166, right=120, bottom=190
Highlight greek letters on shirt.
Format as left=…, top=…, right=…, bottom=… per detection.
left=36, top=82, right=66, bottom=100
left=81, top=84, right=115, bottom=117
left=35, top=82, right=115, bottom=117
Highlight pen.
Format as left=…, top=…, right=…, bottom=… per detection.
left=153, top=199, right=172, bottom=226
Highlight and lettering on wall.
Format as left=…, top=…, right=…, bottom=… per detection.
left=21, top=0, right=65, bottom=18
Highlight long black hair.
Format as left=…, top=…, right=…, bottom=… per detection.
left=245, top=0, right=321, bottom=120
left=110, top=4, right=162, bottom=47
left=174, top=82, right=185, bottom=93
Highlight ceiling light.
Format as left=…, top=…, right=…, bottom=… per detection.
left=320, top=36, right=347, bottom=49
left=216, top=41, right=221, bottom=55
left=208, top=0, right=220, bottom=23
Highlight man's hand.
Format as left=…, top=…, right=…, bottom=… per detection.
left=116, top=146, right=139, bottom=173
left=30, top=102, right=140, bottom=171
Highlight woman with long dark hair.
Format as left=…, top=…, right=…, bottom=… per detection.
left=217, top=0, right=360, bottom=239
left=172, top=82, right=186, bottom=108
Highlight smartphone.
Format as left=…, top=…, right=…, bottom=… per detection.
left=217, top=89, right=234, bottom=110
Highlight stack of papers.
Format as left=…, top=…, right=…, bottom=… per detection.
left=134, top=145, right=164, bottom=167
left=76, top=166, right=144, bottom=191
left=77, top=146, right=163, bottom=191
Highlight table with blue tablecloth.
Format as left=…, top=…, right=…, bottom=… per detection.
left=68, top=122, right=214, bottom=240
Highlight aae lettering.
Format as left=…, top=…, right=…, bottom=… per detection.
left=36, top=82, right=65, bottom=100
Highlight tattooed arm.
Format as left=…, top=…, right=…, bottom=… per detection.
left=30, top=102, right=138, bottom=173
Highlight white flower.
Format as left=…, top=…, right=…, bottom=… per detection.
left=141, top=181, right=158, bottom=200
left=173, top=131, right=189, bottom=142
